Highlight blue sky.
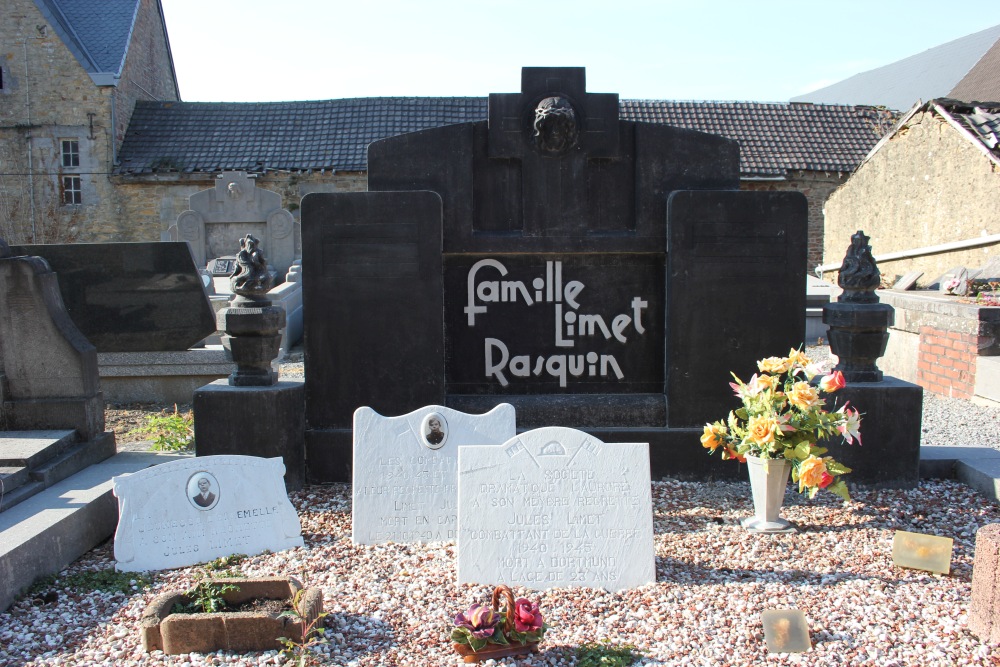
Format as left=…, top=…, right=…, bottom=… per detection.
left=161, top=1, right=999, bottom=103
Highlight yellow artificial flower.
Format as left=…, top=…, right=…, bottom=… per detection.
left=787, top=381, right=822, bottom=410
left=758, top=356, right=790, bottom=375
left=786, top=348, right=811, bottom=367
left=747, top=414, right=780, bottom=445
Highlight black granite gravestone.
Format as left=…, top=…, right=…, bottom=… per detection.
left=10, top=242, right=215, bottom=352
left=301, top=67, right=807, bottom=482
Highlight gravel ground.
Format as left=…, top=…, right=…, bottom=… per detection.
left=1, top=481, right=998, bottom=666
left=3, top=346, right=1000, bottom=665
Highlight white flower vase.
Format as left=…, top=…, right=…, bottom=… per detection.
left=741, top=455, right=796, bottom=533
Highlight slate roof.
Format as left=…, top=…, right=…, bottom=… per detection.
left=791, top=24, right=1000, bottom=111
left=34, top=0, right=141, bottom=81
left=116, top=97, right=889, bottom=179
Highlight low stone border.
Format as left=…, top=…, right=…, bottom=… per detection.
left=141, top=576, right=323, bottom=655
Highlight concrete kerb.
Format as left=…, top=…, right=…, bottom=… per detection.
left=0, top=451, right=190, bottom=612
left=920, top=445, right=1000, bottom=502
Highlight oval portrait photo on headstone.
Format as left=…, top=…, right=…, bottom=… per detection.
left=187, top=471, right=220, bottom=510
left=422, top=412, right=448, bottom=450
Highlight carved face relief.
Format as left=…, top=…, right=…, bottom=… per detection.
left=532, top=96, right=579, bottom=155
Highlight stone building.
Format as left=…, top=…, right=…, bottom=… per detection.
left=0, top=0, right=179, bottom=244
left=822, top=99, right=1000, bottom=284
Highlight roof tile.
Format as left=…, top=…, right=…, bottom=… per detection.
left=116, top=98, right=890, bottom=178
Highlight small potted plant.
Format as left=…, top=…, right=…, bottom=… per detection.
left=700, top=348, right=861, bottom=532
left=451, top=585, right=547, bottom=663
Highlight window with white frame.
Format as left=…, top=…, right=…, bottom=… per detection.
left=61, top=139, right=79, bottom=167
left=62, top=175, right=82, bottom=205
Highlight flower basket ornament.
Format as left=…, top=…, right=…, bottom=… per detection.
left=451, top=585, right=546, bottom=663
left=701, top=349, right=861, bottom=533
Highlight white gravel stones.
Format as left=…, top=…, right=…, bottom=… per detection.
left=2, top=478, right=999, bottom=666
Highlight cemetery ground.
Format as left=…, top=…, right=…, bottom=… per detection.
left=3, top=349, right=1000, bottom=665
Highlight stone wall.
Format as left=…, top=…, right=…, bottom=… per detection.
left=823, top=109, right=1000, bottom=285
left=743, top=171, right=847, bottom=272
left=110, top=171, right=368, bottom=260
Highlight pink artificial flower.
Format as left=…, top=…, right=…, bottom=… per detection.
left=512, top=598, right=544, bottom=634
left=837, top=403, right=862, bottom=445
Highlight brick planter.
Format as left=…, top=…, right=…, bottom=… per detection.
left=141, top=577, right=323, bottom=655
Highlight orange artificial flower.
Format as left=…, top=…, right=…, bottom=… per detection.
left=798, top=455, right=829, bottom=491
left=701, top=424, right=725, bottom=451
left=819, top=371, right=846, bottom=393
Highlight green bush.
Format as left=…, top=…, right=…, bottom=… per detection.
left=128, top=404, right=194, bottom=451
left=576, top=641, right=642, bottom=667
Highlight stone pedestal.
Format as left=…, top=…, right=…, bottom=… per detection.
left=193, top=380, right=305, bottom=491
left=970, top=523, right=1000, bottom=645
left=825, top=377, right=922, bottom=489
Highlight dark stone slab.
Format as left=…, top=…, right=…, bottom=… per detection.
left=193, top=380, right=306, bottom=491
left=10, top=242, right=215, bottom=352
left=666, top=190, right=808, bottom=427
left=822, top=376, right=922, bottom=489
left=300, top=191, right=444, bottom=432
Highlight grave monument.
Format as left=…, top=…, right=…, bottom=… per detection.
left=352, top=403, right=516, bottom=544
left=113, top=455, right=303, bottom=571
left=10, top=241, right=230, bottom=404
left=301, top=67, right=807, bottom=482
left=457, top=427, right=655, bottom=591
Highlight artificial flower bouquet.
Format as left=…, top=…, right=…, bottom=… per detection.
left=451, top=585, right=547, bottom=661
left=700, top=348, right=861, bottom=501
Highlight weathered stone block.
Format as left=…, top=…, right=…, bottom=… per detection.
left=970, top=523, right=1000, bottom=645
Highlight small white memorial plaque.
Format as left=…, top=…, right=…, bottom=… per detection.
left=352, top=403, right=516, bottom=544
left=113, top=455, right=303, bottom=571
left=457, top=427, right=655, bottom=592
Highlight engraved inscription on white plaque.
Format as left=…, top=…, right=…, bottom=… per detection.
left=457, top=427, right=655, bottom=592
left=352, top=403, right=516, bottom=544
left=113, top=455, right=303, bottom=572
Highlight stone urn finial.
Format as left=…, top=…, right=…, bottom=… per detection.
left=837, top=230, right=881, bottom=304
left=822, top=230, right=894, bottom=383
left=230, top=234, right=273, bottom=297
left=218, top=235, right=284, bottom=386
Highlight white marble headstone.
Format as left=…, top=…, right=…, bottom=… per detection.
left=113, top=455, right=303, bottom=571
left=352, top=404, right=515, bottom=544
left=458, top=427, right=654, bottom=592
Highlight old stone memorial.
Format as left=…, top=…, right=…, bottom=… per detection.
left=457, top=427, right=654, bottom=591
left=9, top=242, right=216, bottom=352
left=352, top=403, right=515, bottom=544
left=112, top=455, right=303, bottom=571
left=301, top=67, right=806, bottom=482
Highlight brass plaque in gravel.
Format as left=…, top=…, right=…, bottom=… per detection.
left=762, top=609, right=811, bottom=653
left=892, top=530, right=953, bottom=575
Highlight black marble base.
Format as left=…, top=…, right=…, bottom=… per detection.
left=193, top=380, right=305, bottom=491
left=822, top=376, right=923, bottom=489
